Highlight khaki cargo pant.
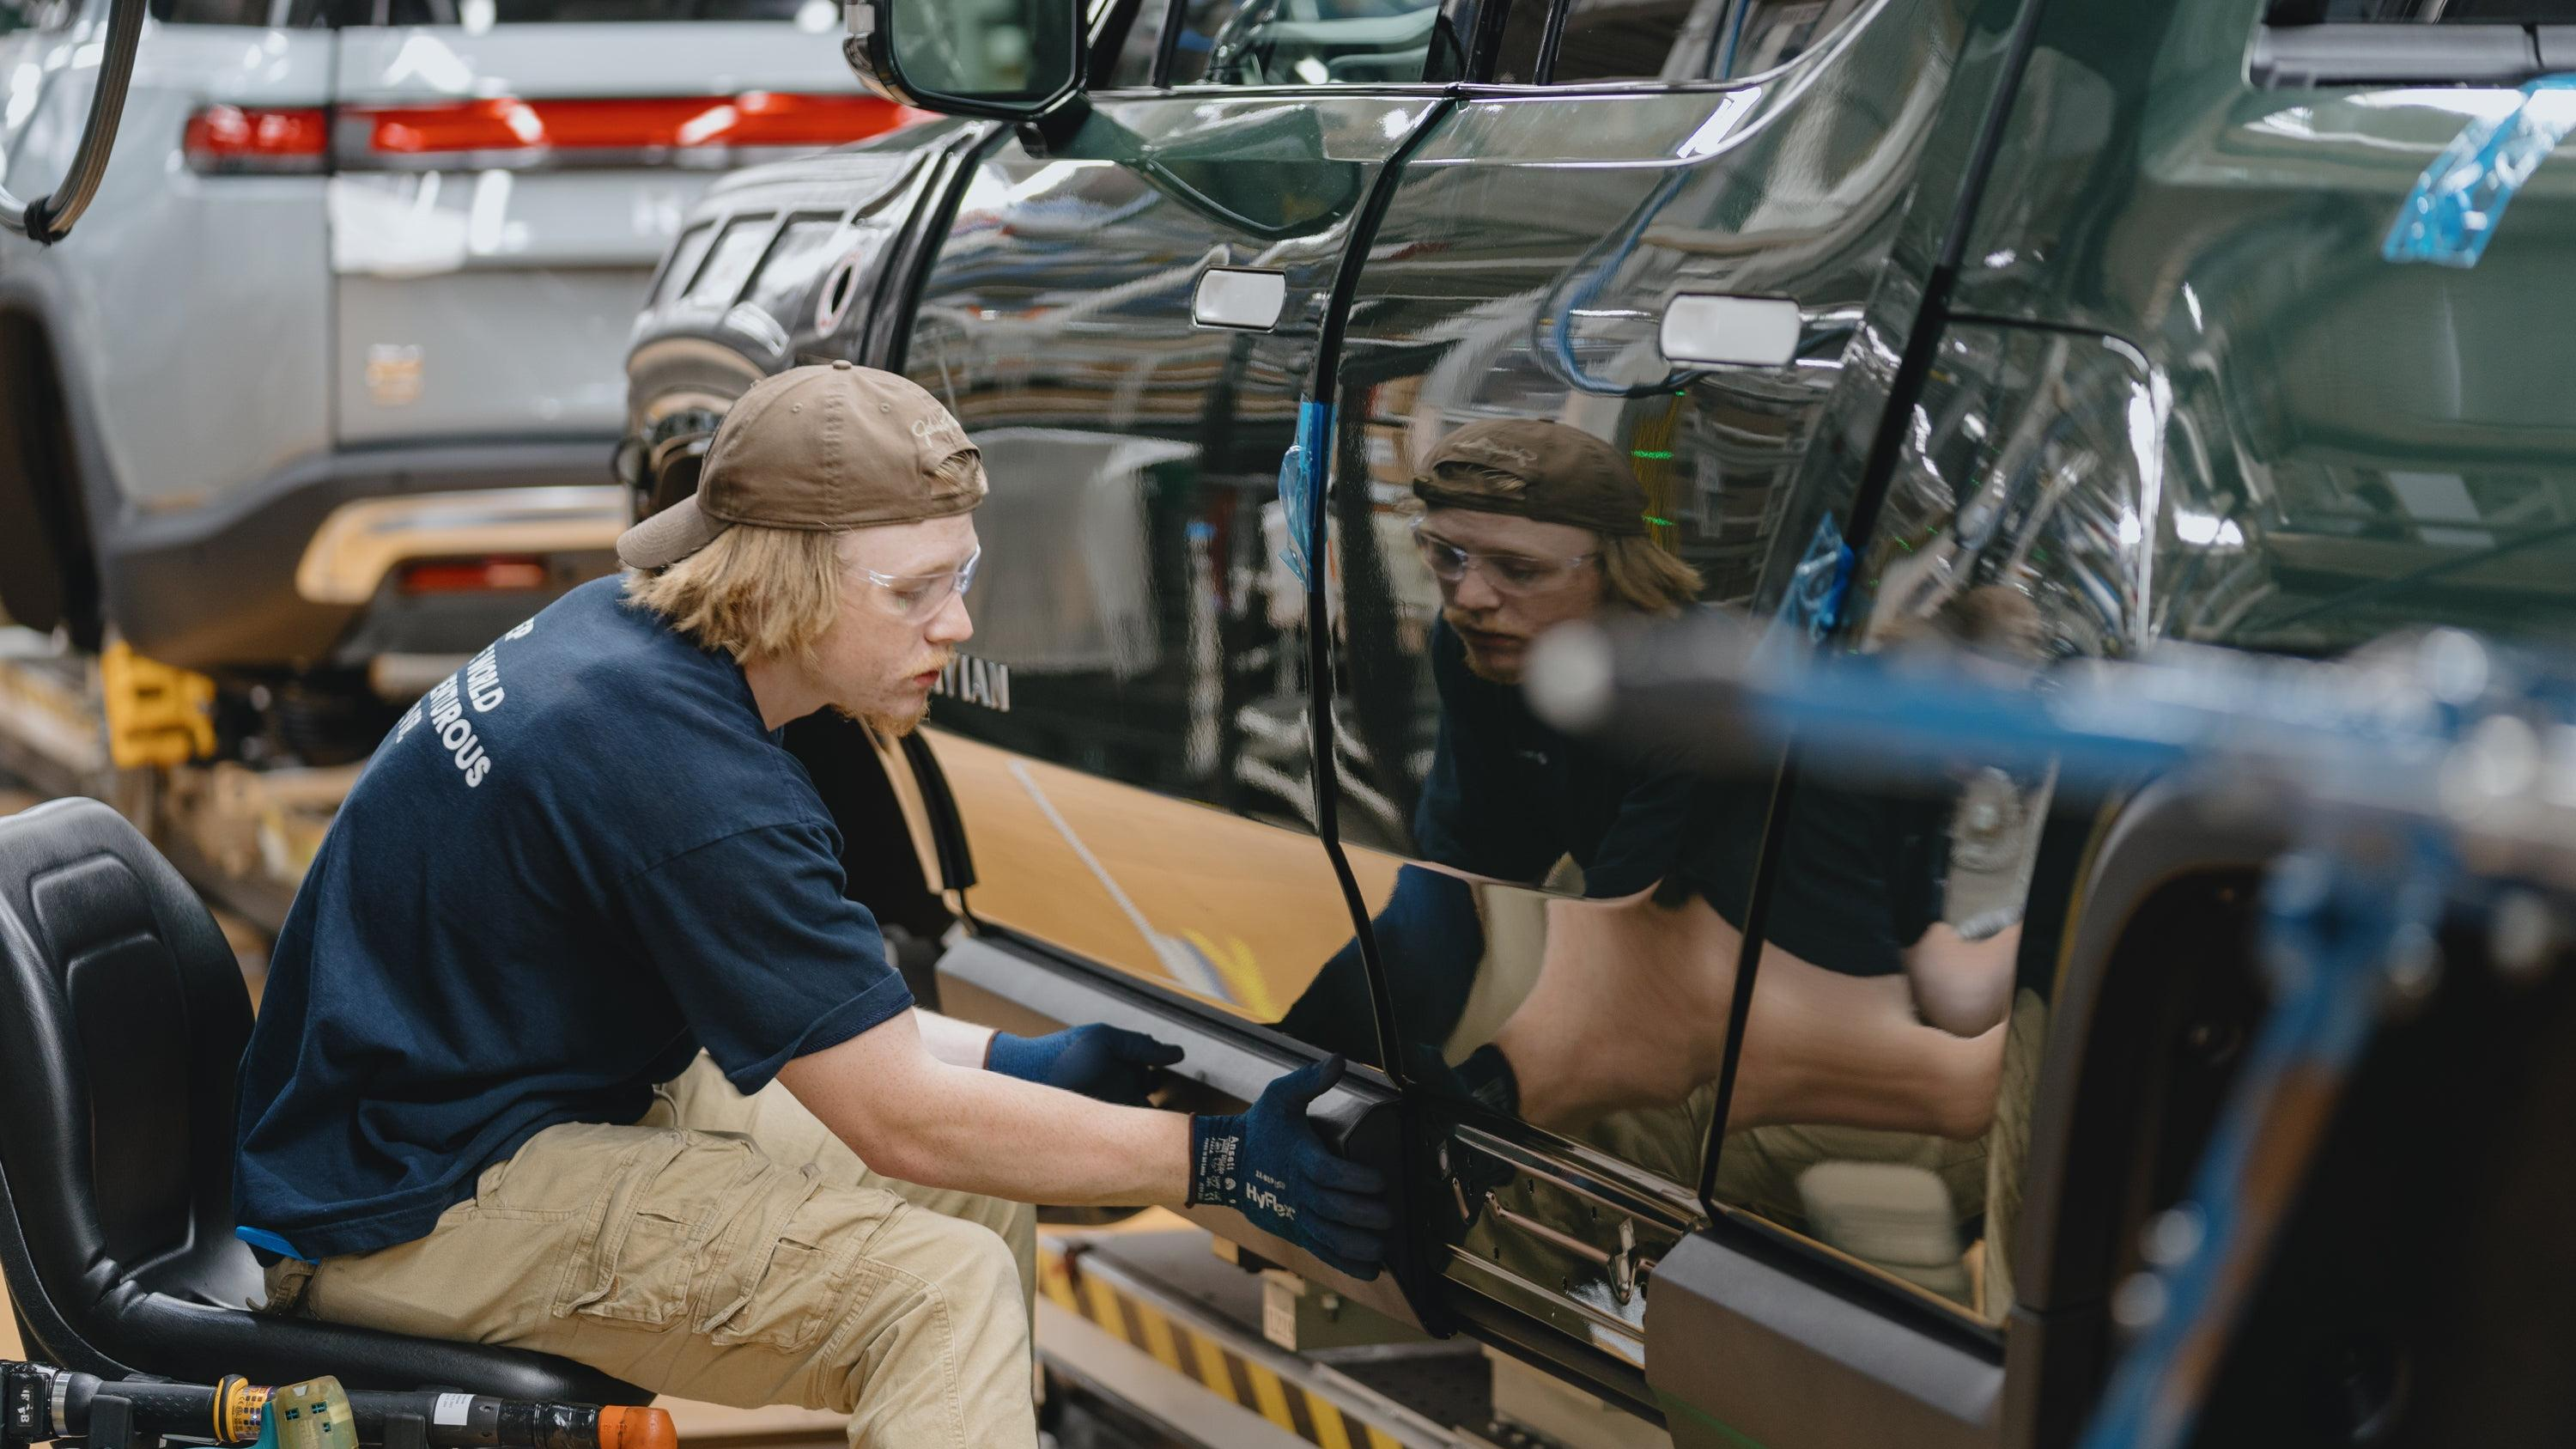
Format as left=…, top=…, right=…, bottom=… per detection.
left=258, top=1055, right=1038, bottom=1449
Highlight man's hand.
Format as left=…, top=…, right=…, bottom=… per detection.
left=1188, top=1056, right=1394, bottom=1280
left=985, top=1024, right=1184, bottom=1106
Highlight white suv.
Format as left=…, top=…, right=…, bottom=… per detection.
left=0, top=0, right=913, bottom=762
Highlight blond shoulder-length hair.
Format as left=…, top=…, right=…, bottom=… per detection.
left=624, top=523, right=843, bottom=663
left=1600, top=533, right=1702, bottom=617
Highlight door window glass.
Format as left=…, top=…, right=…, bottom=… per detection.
left=150, top=0, right=277, bottom=23
left=1710, top=0, right=1871, bottom=78
left=1170, top=0, right=1445, bottom=86
left=1541, top=0, right=1873, bottom=84
left=1108, top=0, right=1176, bottom=84
left=1488, top=0, right=1546, bottom=81
left=1549, top=0, right=1715, bottom=82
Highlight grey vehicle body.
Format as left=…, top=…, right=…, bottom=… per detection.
left=0, top=0, right=897, bottom=758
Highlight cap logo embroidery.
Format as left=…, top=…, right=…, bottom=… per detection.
left=1446, top=434, right=1540, bottom=471
left=909, top=414, right=966, bottom=446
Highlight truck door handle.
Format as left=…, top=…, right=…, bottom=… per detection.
left=1194, top=267, right=1287, bottom=332
left=1658, top=292, right=1803, bottom=368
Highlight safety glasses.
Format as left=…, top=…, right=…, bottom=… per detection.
left=860, top=543, right=981, bottom=622
left=1409, top=516, right=1597, bottom=596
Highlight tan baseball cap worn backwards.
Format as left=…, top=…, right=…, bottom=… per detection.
left=617, top=361, right=987, bottom=570
left=1413, top=418, right=1649, bottom=538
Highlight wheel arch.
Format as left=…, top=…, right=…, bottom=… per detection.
left=0, top=303, right=103, bottom=648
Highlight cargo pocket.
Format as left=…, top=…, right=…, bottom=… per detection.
left=556, top=1132, right=709, bottom=1329
left=697, top=1172, right=849, bottom=1353
left=475, top=1123, right=627, bottom=1222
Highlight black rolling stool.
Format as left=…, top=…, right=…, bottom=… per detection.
left=0, top=797, right=648, bottom=1407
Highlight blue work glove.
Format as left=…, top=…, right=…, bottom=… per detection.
left=985, top=1023, right=1184, bottom=1106
left=1406, top=1041, right=1520, bottom=1119
left=1188, top=1056, right=1394, bottom=1280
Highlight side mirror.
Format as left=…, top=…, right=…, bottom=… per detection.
left=844, top=0, right=1086, bottom=125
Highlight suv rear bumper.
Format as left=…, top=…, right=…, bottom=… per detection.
left=104, top=437, right=623, bottom=673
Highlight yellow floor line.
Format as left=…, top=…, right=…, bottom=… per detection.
left=1188, top=1326, right=1236, bottom=1399
left=1128, top=1300, right=1188, bottom=1375
left=1309, top=1397, right=1358, bottom=1449
left=1244, top=1361, right=1298, bottom=1432
left=1041, top=1240, right=1431, bottom=1448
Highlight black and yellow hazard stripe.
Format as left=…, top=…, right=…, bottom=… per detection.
left=1038, top=1243, right=1414, bottom=1449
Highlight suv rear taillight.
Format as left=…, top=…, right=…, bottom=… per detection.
left=341, top=93, right=912, bottom=167
left=184, top=106, right=329, bottom=174
left=398, top=557, right=550, bottom=595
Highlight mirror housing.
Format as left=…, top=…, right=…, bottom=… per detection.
left=844, top=0, right=1088, bottom=125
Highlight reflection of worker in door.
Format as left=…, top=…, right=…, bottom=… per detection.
left=1404, top=419, right=1707, bottom=886
left=1277, top=419, right=1704, bottom=1060
left=1285, top=419, right=2014, bottom=1162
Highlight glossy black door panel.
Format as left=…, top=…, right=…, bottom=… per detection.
left=1300, top=0, right=1986, bottom=1361
left=1707, top=326, right=2238, bottom=1330
left=897, top=94, right=1439, bottom=1036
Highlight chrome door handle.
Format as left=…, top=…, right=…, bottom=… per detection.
left=1658, top=292, right=1803, bottom=368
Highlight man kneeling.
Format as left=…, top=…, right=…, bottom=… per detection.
left=234, top=363, right=1390, bottom=1449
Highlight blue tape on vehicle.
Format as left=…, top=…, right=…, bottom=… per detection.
left=1276, top=398, right=1333, bottom=589
left=1747, top=514, right=1852, bottom=673
left=1770, top=514, right=1853, bottom=641
left=2384, top=74, right=2576, bottom=270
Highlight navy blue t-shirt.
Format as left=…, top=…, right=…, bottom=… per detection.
left=233, top=576, right=913, bottom=1261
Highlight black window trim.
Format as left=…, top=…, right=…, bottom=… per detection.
left=1147, top=0, right=1183, bottom=86
left=1532, top=0, right=1571, bottom=82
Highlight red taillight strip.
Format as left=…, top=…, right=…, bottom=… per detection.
left=184, top=105, right=330, bottom=174
left=398, top=557, right=550, bottom=595
left=346, top=93, right=921, bottom=162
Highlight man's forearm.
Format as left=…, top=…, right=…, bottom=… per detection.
left=887, top=1062, right=1192, bottom=1204
left=781, top=1018, right=1190, bottom=1206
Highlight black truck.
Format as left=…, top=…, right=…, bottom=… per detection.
left=619, top=0, right=2576, bottom=1441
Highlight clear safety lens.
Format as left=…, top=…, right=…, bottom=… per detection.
left=865, top=544, right=981, bottom=621
left=1409, top=522, right=1593, bottom=596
